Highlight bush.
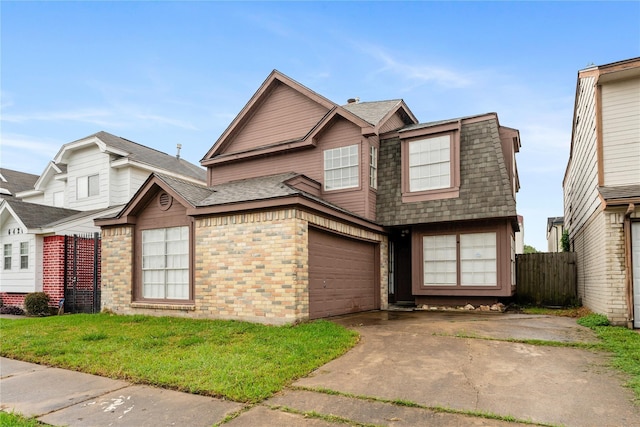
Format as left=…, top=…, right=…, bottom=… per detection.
left=577, top=313, right=610, bottom=328
left=0, top=305, right=25, bottom=315
left=24, top=292, right=51, bottom=316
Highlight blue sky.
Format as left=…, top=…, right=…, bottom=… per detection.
left=1, top=1, right=639, bottom=250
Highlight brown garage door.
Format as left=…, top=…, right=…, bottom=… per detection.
left=308, top=227, right=378, bottom=319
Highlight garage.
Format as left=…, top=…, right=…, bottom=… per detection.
left=308, top=227, right=379, bottom=319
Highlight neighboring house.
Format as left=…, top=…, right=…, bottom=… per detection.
left=563, top=57, right=640, bottom=327
left=0, top=131, right=206, bottom=308
left=97, top=70, right=521, bottom=324
left=546, top=216, right=565, bottom=252
left=0, top=168, right=39, bottom=199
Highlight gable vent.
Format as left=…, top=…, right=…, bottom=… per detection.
left=158, top=192, right=173, bottom=210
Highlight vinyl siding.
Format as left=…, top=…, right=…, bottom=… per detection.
left=211, top=117, right=373, bottom=220
left=66, top=146, right=111, bottom=210
left=602, top=77, right=640, bottom=186
left=564, top=76, right=600, bottom=237
left=380, top=112, right=406, bottom=134
left=109, top=167, right=151, bottom=206
left=0, top=229, right=38, bottom=293
left=227, top=82, right=330, bottom=154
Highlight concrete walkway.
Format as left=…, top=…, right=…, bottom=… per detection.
left=1, top=311, right=639, bottom=426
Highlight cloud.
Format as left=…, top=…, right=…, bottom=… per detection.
left=355, top=42, right=473, bottom=89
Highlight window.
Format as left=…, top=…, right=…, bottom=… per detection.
left=324, top=145, right=359, bottom=190
left=77, top=174, right=99, bottom=199
left=142, top=226, right=189, bottom=300
left=370, top=146, right=378, bottom=189
left=20, top=242, right=28, bottom=269
left=3, top=244, right=11, bottom=270
left=53, top=191, right=64, bottom=207
left=409, top=135, right=450, bottom=192
left=422, top=232, right=497, bottom=287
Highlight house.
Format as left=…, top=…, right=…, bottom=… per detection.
left=97, top=70, right=521, bottom=324
left=0, top=132, right=206, bottom=309
left=0, top=168, right=39, bottom=199
left=563, top=57, right=640, bottom=327
left=546, top=216, right=565, bottom=252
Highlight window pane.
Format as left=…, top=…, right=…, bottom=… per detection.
left=409, top=135, right=451, bottom=192
left=20, top=242, right=28, bottom=269
left=3, top=244, right=11, bottom=270
left=460, top=232, right=497, bottom=286
left=324, top=144, right=359, bottom=190
left=141, top=226, right=189, bottom=300
left=88, top=174, right=99, bottom=197
left=77, top=177, right=88, bottom=199
left=423, top=235, right=457, bottom=286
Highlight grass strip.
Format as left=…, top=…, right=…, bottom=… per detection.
left=0, top=412, right=47, bottom=427
left=0, top=313, right=358, bottom=403
left=433, top=331, right=604, bottom=350
left=271, top=405, right=382, bottom=427
left=291, top=386, right=559, bottom=426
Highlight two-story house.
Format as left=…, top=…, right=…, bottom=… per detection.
left=563, top=57, right=640, bottom=327
left=0, top=132, right=206, bottom=308
left=546, top=216, right=565, bottom=252
left=97, top=70, right=520, bottom=324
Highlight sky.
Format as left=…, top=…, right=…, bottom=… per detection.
left=1, top=1, right=639, bottom=251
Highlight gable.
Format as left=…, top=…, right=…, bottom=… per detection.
left=136, top=188, right=190, bottom=229
left=220, top=82, right=331, bottom=155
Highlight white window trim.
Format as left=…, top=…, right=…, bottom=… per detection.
left=370, top=145, right=378, bottom=189
left=323, top=144, right=359, bottom=191
left=77, top=174, right=99, bottom=199
left=3, top=243, right=11, bottom=270
left=141, top=226, right=189, bottom=300
left=20, top=242, right=28, bottom=270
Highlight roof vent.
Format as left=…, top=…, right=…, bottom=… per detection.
left=176, top=143, right=182, bottom=159
left=347, top=97, right=360, bottom=104
left=158, top=192, right=173, bottom=211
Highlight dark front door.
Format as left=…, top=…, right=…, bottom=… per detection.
left=393, top=230, right=413, bottom=303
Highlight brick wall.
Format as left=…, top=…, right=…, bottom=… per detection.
left=0, top=292, right=26, bottom=307
left=101, top=208, right=388, bottom=324
left=101, top=226, right=134, bottom=312
left=43, top=236, right=65, bottom=307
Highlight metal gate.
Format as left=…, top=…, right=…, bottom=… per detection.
left=64, top=233, right=101, bottom=314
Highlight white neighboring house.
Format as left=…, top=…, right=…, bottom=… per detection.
left=563, top=57, right=640, bottom=327
left=0, top=131, right=206, bottom=301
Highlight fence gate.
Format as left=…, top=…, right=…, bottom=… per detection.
left=64, top=233, right=101, bottom=314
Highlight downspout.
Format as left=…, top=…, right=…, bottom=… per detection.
left=624, top=203, right=635, bottom=328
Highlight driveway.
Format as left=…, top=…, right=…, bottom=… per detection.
left=265, top=311, right=640, bottom=427
left=2, top=311, right=639, bottom=426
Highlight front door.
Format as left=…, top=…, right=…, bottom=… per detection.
left=632, top=222, right=640, bottom=329
left=394, top=230, right=413, bottom=303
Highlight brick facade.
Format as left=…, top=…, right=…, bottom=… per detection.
left=100, top=209, right=387, bottom=325
left=574, top=207, right=637, bottom=325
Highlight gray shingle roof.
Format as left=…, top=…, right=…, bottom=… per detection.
left=2, top=199, right=81, bottom=229
left=341, top=100, right=402, bottom=126
left=0, top=168, right=39, bottom=197
left=599, top=185, right=640, bottom=201
left=73, top=131, right=206, bottom=182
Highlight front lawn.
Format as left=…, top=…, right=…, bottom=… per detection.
left=0, top=314, right=358, bottom=402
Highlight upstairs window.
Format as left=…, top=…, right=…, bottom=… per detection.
left=3, top=244, right=11, bottom=270
left=409, top=135, right=451, bottom=192
left=77, top=174, right=99, bottom=199
left=370, top=146, right=378, bottom=189
left=324, top=145, right=359, bottom=190
left=20, top=242, right=28, bottom=269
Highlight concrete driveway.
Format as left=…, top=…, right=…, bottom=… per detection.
left=2, top=311, right=639, bottom=426
left=266, top=311, right=640, bottom=427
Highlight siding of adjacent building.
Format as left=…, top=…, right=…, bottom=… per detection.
left=602, top=78, right=640, bottom=186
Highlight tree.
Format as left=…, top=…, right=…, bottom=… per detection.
left=523, top=244, right=539, bottom=254
left=561, top=229, right=570, bottom=252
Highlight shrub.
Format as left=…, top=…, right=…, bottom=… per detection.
left=24, top=292, right=51, bottom=316
left=577, top=313, right=610, bottom=328
left=0, top=305, right=25, bottom=315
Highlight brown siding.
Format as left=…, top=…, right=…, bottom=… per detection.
left=227, top=82, right=330, bottom=154
left=380, top=112, right=406, bottom=134
left=210, top=117, right=374, bottom=220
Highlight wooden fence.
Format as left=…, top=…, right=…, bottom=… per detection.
left=516, top=252, right=577, bottom=306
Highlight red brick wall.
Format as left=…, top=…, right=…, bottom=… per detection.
left=43, top=236, right=66, bottom=307
left=0, top=293, right=27, bottom=307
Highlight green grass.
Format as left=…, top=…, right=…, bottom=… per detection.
left=0, top=313, right=358, bottom=403
left=0, top=412, right=47, bottom=427
left=576, top=316, right=640, bottom=400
